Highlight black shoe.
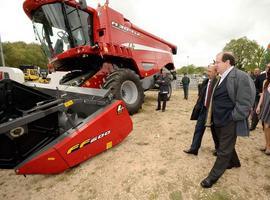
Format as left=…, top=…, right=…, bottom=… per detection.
left=200, top=177, right=217, bottom=188
left=249, top=127, right=255, bottom=131
left=162, top=110, right=165, bottom=112
left=265, top=150, right=270, bottom=155
left=227, top=163, right=241, bottom=169
left=183, top=149, right=198, bottom=155
left=156, top=108, right=161, bottom=111
left=259, top=147, right=266, bottom=152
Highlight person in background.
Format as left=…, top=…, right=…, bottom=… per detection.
left=250, top=68, right=263, bottom=131
left=252, top=68, right=260, bottom=80
left=182, top=73, right=190, bottom=100
left=249, top=70, right=255, bottom=81
left=201, top=52, right=255, bottom=188
left=155, top=68, right=170, bottom=112
left=256, top=63, right=270, bottom=155
left=250, top=67, right=267, bottom=131
left=184, top=64, right=219, bottom=156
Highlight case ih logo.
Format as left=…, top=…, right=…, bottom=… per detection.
left=112, top=21, right=140, bottom=36
left=67, top=130, right=111, bottom=154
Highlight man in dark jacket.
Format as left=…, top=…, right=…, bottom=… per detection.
left=201, top=52, right=255, bottom=188
left=156, top=69, right=170, bottom=112
left=182, top=73, right=190, bottom=99
left=184, top=65, right=219, bottom=155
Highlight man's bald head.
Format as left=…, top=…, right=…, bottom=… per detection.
left=207, top=64, right=217, bottom=80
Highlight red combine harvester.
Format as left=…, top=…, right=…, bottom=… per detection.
left=0, top=0, right=176, bottom=175
left=23, top=0, right=177, bottom=114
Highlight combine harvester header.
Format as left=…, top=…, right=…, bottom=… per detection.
left=0, top=79, right=132, bottom=174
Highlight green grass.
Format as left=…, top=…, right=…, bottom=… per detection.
left=149, top=192, right=159, bottom=200
left=169, top=191, right=183, bottom=200
left=199, top=190, right=232, bottom=200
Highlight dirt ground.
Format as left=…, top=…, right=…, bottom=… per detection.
left=0, top=89, right=270, bottom=200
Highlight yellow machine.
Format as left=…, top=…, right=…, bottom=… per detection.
left=39, top=71, right=50, bottom=83
left=22, top=68, right=50, bottom=83
left=24, top=69, right=40, bottom=81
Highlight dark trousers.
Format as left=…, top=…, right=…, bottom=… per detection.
left=183, top=85, right=189, bottom=99
left=190, top=107, right=219, bottom=151
left=157, top=93, right=167, bottom=111
left=208, top=121, right=240, bottom=181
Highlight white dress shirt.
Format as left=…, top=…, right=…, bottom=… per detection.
left=204, top=80, right=211, bottom=106
left=218, top=66, right=234, bottom=86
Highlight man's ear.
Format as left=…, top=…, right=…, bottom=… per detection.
left=225, top=60, right=231, bottom=66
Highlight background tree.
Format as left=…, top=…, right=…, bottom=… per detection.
left=194, top=66, right=206, bottom=74
left=177, top=64, right=196, bottom=74
left=260, top=44, right=270, bottom=70
left=177, top=64, right=205, bottom=74
left=2, top=41, right=48, bottom=68
left=223, top=37, right=264, bottom=71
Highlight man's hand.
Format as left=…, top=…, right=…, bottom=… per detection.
left=256, top=106, right=261, bottom=114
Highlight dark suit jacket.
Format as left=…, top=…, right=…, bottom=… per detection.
left=255, top=73, right=266, bottom=95
left=190, top=78, right=218, bottom=120
left=156, top=74, right=170, bottom=94
left=182, top=76, right=190, bottom=86
left=224, top=68, right=256, bottom=136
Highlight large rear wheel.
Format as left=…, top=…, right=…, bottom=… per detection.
left=167, top=83, right=172, bottom=101
left=103, top=69, right=144, bottom=114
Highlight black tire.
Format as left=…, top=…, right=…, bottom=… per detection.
left=167, top=84, right=172, bottom=101
left=103, top=69, right=144, bottom=114
left=59, top=70, right=83, bottom=84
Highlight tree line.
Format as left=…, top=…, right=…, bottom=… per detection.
left=1, top=41, right=48, bottom=68
left=1, top=38, right=270, bottom=74
left=177, top=37, right=270, bottom=74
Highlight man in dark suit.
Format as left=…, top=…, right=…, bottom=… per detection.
left=184, top=64, right=219, bottom=155
left=201, top=52, right=255, bottom=188
left=155, top=68, right=170, bottom=112
left=182, top=73, right=190, bottom=100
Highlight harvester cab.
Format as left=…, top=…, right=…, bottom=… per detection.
left=29, top=0, right=94, bottom=59
left=0, top=79, right=132, bottom=174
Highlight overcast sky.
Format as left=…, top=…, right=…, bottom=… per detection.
left=0, top=0, right=270, bottom=68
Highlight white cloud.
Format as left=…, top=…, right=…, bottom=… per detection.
left=0, top=1, right=35, bottom=43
